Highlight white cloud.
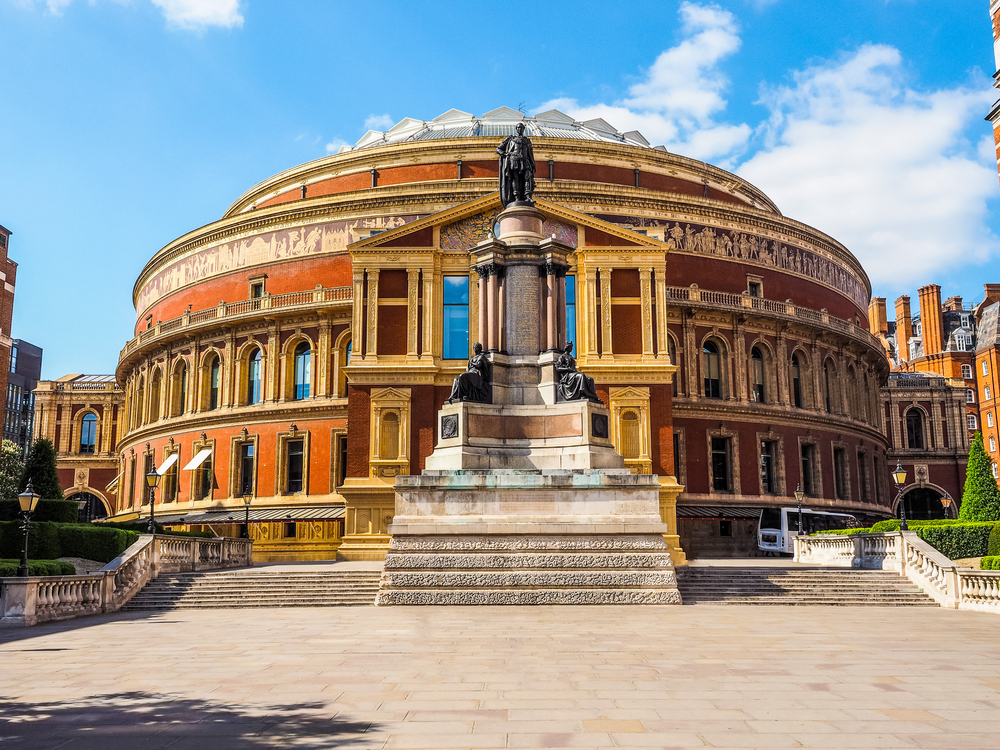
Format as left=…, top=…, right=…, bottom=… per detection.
left=151, top=0, right=242, bottom=28
left=739, top=44, right=999, bottom=289
left=325, top=138, right=349, bottom=154
left=364, top=114, right=394, bottom=131
left=534, top=1, right=750, bottom=161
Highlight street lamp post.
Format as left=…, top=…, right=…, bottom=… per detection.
left=16, top=480, right=40, bottom=577
left=940, top=492, right=954, bottom=519
left=892, top=460, right=908, bottom=531
left=794, top=483, right=805, bottom=536
left=145, top=469, right=160, bottom=535
left=242, top=490, right=253, bottom=539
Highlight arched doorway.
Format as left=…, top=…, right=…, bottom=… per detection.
left=70, top=492, right=109, bottom=523
left=899, top=487, right=948, bottom=520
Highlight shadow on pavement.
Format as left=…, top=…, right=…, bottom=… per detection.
left=0, top=692, right=379, bottom=749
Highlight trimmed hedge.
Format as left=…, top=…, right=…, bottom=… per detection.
left=0, top=499, right=81, bottom=524
left=981, top=556, right=1000, bottom=570
left=0, top=559, right=75, bottom=576
left=0, top=522, right=139, bottom=563
left=989, top=523, right=1000, bottom=558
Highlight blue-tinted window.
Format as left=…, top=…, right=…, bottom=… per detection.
left=293, top=342, right=311, bottom=400
left=442, top=276, right=469, bottom=359
left=80, top=413, right=97, bottom=454
left=247, top=349, right=262, bottom=405
left=565, top=275, right=576, bottom=355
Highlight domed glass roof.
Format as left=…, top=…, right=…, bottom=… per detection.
left=344, top=106, right=665, bottom=153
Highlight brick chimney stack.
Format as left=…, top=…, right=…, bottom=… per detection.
left=868, top=297, right=888, bottom=336
left=918, top=284, right=944, bottom=356
left=984, top=284, right=1000, bottom=308
left=895, top=295, right=912, bottom=362
left=943, top=295, right=964, bottom=312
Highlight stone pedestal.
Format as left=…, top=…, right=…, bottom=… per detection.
left=376, top=199, right=681, bottom=604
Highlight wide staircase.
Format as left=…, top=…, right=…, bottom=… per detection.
left=675, top=566, right=939, bottom=606
left=123, top=568, right=381, bottom=610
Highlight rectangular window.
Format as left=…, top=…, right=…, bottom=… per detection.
left=442, top=276, right=469, bottom=359
left=9, top=345, right=16, bottom=374
left=748, top=281, right=762, bottom=298
left=986, top=386, right=992, bottom=401
left=711, top=436, right=731, bottom=492
left=239, top=443, right=255, bottom=495
left=128, top=458, right=136, bottom=506
left=801, top=444, right=816, bottom=496
left=967, top=389, right=975, bottom=404
left=857, top=453, right=870, bottom=502
left=565, top=275, right=576, bottom=355
left=142, top=453, right=154, bottom=505
left=760, top=441, right=776, bottom=494
left=719, top=520, right=732, bottom=537
left=199, top=454, right=214, bottom=501
left=250, top=281, right=264, bottom=299
left=673, top=432, right=681, bottom=478
left=873, top=455, right=883, bottom=505
left=989, top=412, right=995, bottom=429
left=833, top=447, right=848, bottom=501
left=287, top=439, right=304, bottom=493
left=284, top=522, right=297, bottom=538
left=338, top=435, right=348, bottom=487
left=984, top=360, right=990, bottom=377
left=963, top=364, right=972, bottom=379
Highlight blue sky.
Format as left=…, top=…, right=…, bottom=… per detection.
left=0, top=0, right=996, bottom=378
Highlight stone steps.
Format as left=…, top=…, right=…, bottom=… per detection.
left=123, top=570, right=381, bottom=610
left=377, top=534, right=681, bottom=605
left=675, top=567, right=938, bottom=606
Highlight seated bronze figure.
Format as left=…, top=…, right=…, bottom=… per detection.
left=555, top=341, right=601, bottom=403
left=446, top=342, right=491, bottom=404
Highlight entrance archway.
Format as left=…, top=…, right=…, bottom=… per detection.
left=898, top=487, right=949, bottom=520
left=69, top=492, right=110, bottom=523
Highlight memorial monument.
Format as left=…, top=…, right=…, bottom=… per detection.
left=376, top=126, right=680, bottom=605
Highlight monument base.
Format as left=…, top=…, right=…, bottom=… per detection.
left=376, top=470, right=682, bottom=605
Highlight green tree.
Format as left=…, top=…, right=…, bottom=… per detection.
left=0, top=439, right=24, bottom=500
left=959, top=432, right=1000, bottom=522
left=19, top=438, right=64, bottom=500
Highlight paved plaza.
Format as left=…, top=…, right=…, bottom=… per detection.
left=0, top=604, right=998, bottom=749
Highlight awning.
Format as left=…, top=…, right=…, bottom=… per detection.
left=105, top=471, right=123, bottom=494
left=156, top=453, right=179, bottom=475
left=183, top=447, right=213, bottom=471
left=676, top=506, right=764, bottom=520
left=148, top=506, right=347, bottom=526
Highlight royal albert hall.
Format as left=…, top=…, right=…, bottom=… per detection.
left=112, top=106, right=893, bottom=561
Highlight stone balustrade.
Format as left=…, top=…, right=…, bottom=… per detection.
left=0, top=535, right=252, bottom=627
left=795, top=531, right=1000, bottom=613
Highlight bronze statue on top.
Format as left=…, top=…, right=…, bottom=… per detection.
left=555, top=342, right=601, bottom=403
left=446, top=342, right=492, bottom=404
left=497, top=122, right=535, bottom=208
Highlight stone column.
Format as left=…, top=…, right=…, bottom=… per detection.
left=683, top=312, right=698, bottom=398
left=600, top=268, right=613, bottom=356
left=733, top=322, right=748, bottom=403
left=584, top=270, right=598, bottom=356
left=655, top=272, right=669, bottom=357
left=406, top=269, right=420, bottom=358
left=640, top=268, right=654, bottom=356
left=776, top=329, right=789, bottom=406
left=223, top=331, right=235, bottom=408
left=366, top=269, right=379, bottom=358
left=266, top=328, right=280, bottom=403
left=422, top=270, right=435, bottom=358
left=546, top=266, right=557, bottom=352
left=318, top=317, right=332, bottom=397
left=351, top=271, right=365, bottom=359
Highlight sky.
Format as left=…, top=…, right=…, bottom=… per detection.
left=0, top=0, right=997, bottom=379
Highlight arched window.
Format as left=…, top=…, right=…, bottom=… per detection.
left=149, top=369, right=162, bottom=421
left=134, top=376, right=145, bottom=427
left=791, top=354, right=803, bottom=408
left=246, top=348, right=262, bottom=405
left=379, top=412, right=399, bottom=460
left=967, top=389, right=976, bottom=404
left=751, top=347, right=765, bottom=403
left=79, top=413, right=97, bottom=454
left=208, top=356, right=220, bottom=410
left=620, top=411, right=640, bottom=458
left=906, top=409, right=925, bottom=450
left=823, top=360, right=837, bottom=413
left=293, top=342, right=311, bottom=400
left=962, top=364, right=972, bottom=379
left=346, top=340, right=352, bottom=364
left=173, top=362, right=187, bottom=417
left=702, top=341, right=721, bottom=398
left=968, top=414, right=978, bottom=430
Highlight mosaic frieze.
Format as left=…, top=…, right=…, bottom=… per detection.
left=440, top=211, right=578, bottom=249
left=136, top=215, right=423, bottom=315
left=592, top=214, right=868, bottom=308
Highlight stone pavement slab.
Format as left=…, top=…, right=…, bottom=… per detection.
left=0, top=605, right=997, bottom=749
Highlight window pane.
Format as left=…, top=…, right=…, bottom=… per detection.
left=287, top=439, right=304, bottom=493
left=443, top=276, right=469, bottom=305
left=565, top=275, right=576, bottom=355
left=443, top=306, right=469, bottom=359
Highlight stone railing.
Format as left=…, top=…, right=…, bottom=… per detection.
left=0, top=534, right=253, bottom=627
left=663, top=285, right=882, bottom=352
left=795, top=531, right=1000, bottom=613
left=120, top=285, right=353, bottom=361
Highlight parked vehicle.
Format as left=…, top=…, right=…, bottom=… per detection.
left=757, top=507, right=860, bottom=554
